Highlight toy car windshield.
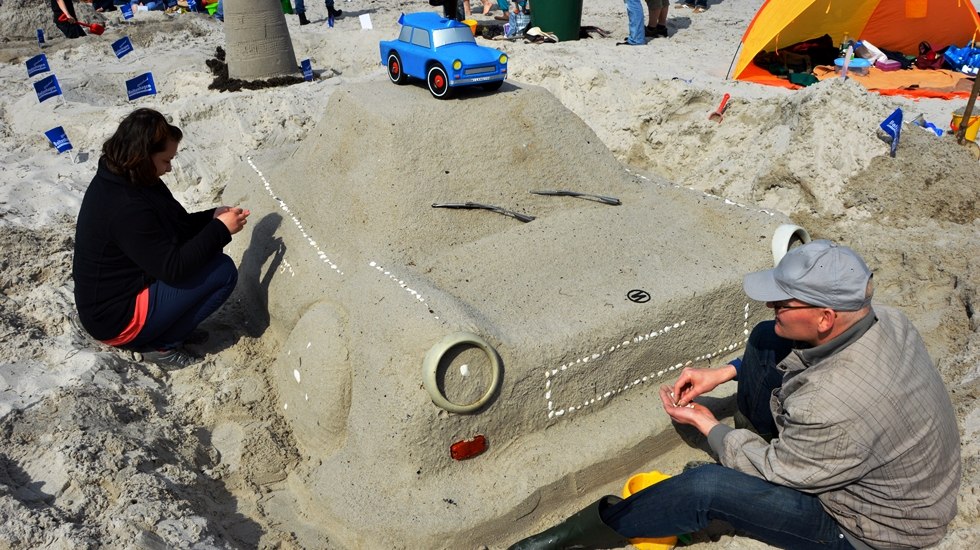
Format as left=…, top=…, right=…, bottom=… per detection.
left=432, top=27, right=476, bottom=48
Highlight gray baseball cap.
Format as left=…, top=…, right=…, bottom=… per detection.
left=743, top=240, right=872, bottom=311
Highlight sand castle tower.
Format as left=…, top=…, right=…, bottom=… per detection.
left=223, top=0, right=298, bottom=80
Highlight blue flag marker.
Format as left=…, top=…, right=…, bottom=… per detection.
left=187, top=0, right=197, bottom=11
left=44, top=126, right=73, bottom=153
left=37, top=29, right=45, bottom=47
left=126, top=72, right=157, bottom=100
left=26, top=54, right=51, bottom=77
left=33, top=74, right=63, bottom=103
left=301, top=59, right=313, bottom=81
left=879, top=108, right=903, bottom=158
left=112, top=36, right=134, bottom=59
left=120, top=3, right=134, bottom=19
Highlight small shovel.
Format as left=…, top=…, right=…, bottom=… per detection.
left=58, top=13, right=106, bottom=35
left=708, top=93, right=731, bottom=123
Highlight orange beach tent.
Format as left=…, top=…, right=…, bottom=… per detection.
left=732, top=0, right=980, bottom=96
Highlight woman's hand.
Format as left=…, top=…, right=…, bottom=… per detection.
left=216, top=206, right=250, bottom=235
left=670, top=365, right=737, bottom=407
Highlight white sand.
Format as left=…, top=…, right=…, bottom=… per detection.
left=1, top=0, right=978, bottom=548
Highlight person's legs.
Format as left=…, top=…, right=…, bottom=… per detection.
left=294, top=0, right=309, bottom=24
left=602, top=465, right=854, bottom=549
left=57, top=21, right=86, bottom=39
left=129, top=254, right=238, bottom=351
left=325, top=0, right=342, bottom=17
left=623, top=0, right=645, bottom=44
left=736, top=320, right=794, bottom=440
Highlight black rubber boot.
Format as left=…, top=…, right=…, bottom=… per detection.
left=298, top=12, right=310, bottom=25
left=508, top=496, right=629, bottom=550
left=327, top=6, right=343, bottom=18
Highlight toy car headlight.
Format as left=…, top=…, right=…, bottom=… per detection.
left=499, top=54, right=508, bottom=64
left=453, top=59, right=462, bottom=70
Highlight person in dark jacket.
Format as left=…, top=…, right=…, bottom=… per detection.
left=52, top=0, right=85, bottom=39
left=73, top=108, right=250, bottom=369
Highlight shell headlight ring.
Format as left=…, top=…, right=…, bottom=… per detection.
left=423, top=332, right=503, bottom=414
left=771, top=224, right=811, bottom=266
left=453, top=59, right=462, bottom=70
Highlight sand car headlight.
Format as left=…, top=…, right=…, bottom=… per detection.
left=499, top=54, right=508, bottom=64
left=453, top=59, right=462, bottom=70
left=423, top=332, right=503, bottom=414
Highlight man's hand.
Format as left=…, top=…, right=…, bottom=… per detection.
left=659, top=385, right=720, bottom=436
left=216, top=206, right=250, bottom=235
left=670, top=364, right=737, bottom=407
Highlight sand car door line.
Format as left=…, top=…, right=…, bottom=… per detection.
left=404, top=27, right=429, bottom=78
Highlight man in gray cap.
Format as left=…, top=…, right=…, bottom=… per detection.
left=509, top=240, right=960, bottom=550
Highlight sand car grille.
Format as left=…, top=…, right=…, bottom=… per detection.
left=463, top=66, right=496, bottom=76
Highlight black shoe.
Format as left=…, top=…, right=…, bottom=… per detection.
left=183, top=329, right=210, bottom=346
left=327, top=6, right=342, bottom=17
left=656, top=24, right=669, bottom=37
left=298, top=12, right=310, bottom=25
left=644, top=26, right=658, bottom=38
left=140, top=348, right=200, bottom=370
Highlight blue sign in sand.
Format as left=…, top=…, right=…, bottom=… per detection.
left=112, top=36, right=134, bottom=59
left=26, top=54, right=50, bottom=77
left=44, top=126, right=73, bottom=153
left=125, top=72, right=157, bottom=100
left=33, top=74, right=63, bottom=103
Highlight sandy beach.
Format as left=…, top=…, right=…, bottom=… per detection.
left=1, top=0, right=979, bottom=548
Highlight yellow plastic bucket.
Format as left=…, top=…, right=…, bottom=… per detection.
left=462, top=19, right=478, bottom=36
left=951, top=107, right=980, bottom=142
left=622, top=471, right=678, bottom=550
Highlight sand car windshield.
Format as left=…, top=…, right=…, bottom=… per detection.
left=432, top=27, right=476, bottom=48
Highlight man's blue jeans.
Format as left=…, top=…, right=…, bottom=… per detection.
left=128, top=254, right=237, bottom=351
left=624, top=0, right=645, bottom=44
left=599, top=321, right=854, bottom=548
left=602, top=464, right=854, bottom=548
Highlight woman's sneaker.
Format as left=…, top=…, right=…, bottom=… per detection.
left=140, top=348, right=200, bottom=370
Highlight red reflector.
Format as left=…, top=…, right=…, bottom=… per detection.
left=450, top=435, right=487, bottom=460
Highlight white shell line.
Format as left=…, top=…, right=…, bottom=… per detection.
left=246, top=156, right=344, bottom=275
left=368, top=261, right=444, bottom=322
left=625, top=168, right=777, bottom=217
left=546, top=304, right=752, bottom=419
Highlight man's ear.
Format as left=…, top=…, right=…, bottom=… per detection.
left=816, top=308, right=837, bottom=334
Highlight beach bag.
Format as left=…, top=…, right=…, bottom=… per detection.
left=914, top=41, right=944, bottom=70
left=506, top=9, right=531, bottom=37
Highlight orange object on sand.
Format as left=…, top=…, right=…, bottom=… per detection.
left=622, top=471, right=678, bottom=550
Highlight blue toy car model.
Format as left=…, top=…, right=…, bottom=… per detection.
left=379, top=12, right=508, bottom=99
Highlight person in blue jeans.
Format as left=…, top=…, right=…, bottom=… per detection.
left=73, top=109, right=250, bottom=369
left=508, top=241, right=960, bottom=550
left=619, top=0, right=646, bottom=45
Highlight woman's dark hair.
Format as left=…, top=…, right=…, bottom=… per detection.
left=102, top=108, right=182, bottom=185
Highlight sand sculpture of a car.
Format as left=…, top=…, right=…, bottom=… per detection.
left=221, top=82, right=809, bottom=548
left=380, top=12, right=508, bottom=99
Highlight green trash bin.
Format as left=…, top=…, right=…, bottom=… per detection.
left=530, top=0, right=583, bottom=42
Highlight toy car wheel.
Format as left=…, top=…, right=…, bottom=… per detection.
left=427, top=64, right=453, bottom=99
left=387, top=52, right=407, bottom=85
left=482, top=80, right=504, bottom=92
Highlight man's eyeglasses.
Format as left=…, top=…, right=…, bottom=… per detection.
left=770, top=302, right=824, bottom=312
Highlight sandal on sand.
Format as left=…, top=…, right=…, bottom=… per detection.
left=693, top=6, right=707, bottom=13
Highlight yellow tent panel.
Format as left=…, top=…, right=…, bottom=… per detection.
left=733, top=0, right=980, bottom=81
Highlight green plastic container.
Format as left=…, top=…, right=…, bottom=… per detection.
left=530, top=0, right=583, bottom=42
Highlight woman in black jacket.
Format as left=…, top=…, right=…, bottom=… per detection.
left=73, top=108, right=250, bottom=368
